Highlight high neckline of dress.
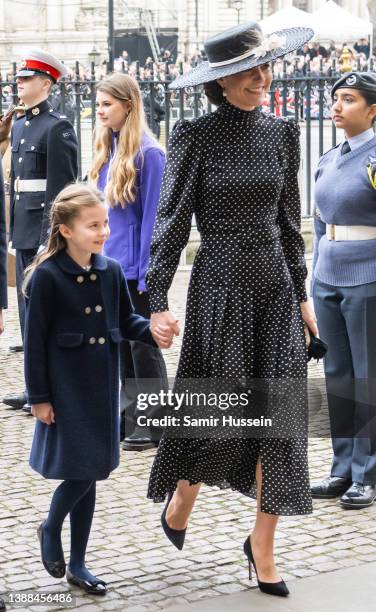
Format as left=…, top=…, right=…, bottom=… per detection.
left=218, top=99, right=261, bottom=125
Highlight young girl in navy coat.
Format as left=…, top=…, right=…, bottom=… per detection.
left=23, top=183, right=172, bottom=595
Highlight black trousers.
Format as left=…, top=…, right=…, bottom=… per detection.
left=16, top=248, right=37, bottom=340
left=120, top=280, right=169, bottom=441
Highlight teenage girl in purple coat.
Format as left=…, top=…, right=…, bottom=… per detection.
left=91, top=73, right=169, bottom=450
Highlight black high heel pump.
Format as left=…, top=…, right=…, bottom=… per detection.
left=243, top=536, right=289, bottom=597
left=161, top=492, right=186, bottom=550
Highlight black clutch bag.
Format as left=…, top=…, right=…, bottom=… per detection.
left=305, top=327, right=328, bottom=362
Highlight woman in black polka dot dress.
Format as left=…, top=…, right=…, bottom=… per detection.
left=147, top=22, right=317, bottom=594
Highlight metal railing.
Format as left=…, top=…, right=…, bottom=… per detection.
left=1, top=56, right=374, bottom=217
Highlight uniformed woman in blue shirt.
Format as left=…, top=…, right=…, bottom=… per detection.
left=311, top=72, right=376, bottom=509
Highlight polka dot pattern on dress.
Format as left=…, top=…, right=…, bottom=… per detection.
left=146, top=99, right=312, bottom=516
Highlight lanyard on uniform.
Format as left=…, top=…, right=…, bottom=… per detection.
left=367, top=163, right=376, bottom=190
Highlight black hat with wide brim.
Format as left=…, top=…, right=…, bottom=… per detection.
left=169, top=22, right=314, bottom=90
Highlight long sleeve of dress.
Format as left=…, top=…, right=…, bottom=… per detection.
left=276, top=119, right=308, bottom=303
left=146, top=120, right=200, bottom=312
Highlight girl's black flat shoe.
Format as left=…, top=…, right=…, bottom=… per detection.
left=37, top=521, right=66, bottom=579
left=243, top=536, right=289, bottom=597
left=66, top=567, right=107, bottom=595
left=161, top=492, right=186, bottom=550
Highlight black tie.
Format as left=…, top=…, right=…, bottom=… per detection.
left=341, top=141, right=351, bottom=155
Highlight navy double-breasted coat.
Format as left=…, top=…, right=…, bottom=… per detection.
left=24, top=249, right=155, bottom=480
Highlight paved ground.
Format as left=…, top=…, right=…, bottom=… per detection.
left=1, top=264, right=375, bottom=611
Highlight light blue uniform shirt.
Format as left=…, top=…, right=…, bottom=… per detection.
left=313, top=127, right=376, bottom=287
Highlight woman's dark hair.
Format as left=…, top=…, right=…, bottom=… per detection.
left=203, top=28, right=263, bottom=107
left=204, top=80, right=225, bottom=106
left=361, top=90, right=376, bottom=125
left=362, top=90, right=376, bottom=107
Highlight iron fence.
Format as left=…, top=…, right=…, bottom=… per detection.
left=1, top=57, right=375, bottom=217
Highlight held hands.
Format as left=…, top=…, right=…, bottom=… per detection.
left=300, top=300, right=318, bottom=337
left=31, top=402, right=55, bottom=425
left=150, top=310, right=180, bottom=349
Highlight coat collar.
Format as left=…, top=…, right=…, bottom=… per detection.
left=54, top=250, right=108, bottom=275
left=25, top=99, right=53, bottom=120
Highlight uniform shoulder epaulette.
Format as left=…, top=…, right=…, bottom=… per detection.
left=321, top=143, right=340, bottom=159
left=48, top=109, right=67, bottom=120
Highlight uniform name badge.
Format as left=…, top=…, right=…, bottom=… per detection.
left=367, top=156, right=376, bottom=191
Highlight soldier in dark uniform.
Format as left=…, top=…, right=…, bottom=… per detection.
left=2, top=50, right=78, bottom=411
left=0, top=116, right=8, bottom=612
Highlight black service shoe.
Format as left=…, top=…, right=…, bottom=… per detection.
left=66, top=567, right=107, bottom=595
left=0, top=596, right=6, bottom=610
left=9, top=344, right=23, bottom=352
left=37, top=521, right=66, bottom=578
left=340, top=483, right=376, bottom=509
left=122, top=429, right=156, bottom=451
left=22, top=403, right=32, bottom=415
left=311, top=476, right=352, bottom=499
left=2, top=392, right=28, bottom=409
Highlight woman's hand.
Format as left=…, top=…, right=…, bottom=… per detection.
left=300, top=300, right=318, bottom=336
left=31, top=402, right=55, bottom=425
left=151, top=311, right=180, bottom=348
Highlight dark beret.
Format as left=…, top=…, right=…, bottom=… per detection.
left=331, top=71, right=376, bottom=98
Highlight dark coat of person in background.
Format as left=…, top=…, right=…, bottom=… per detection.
left=0, top=162, right=7, bottom=313
left=143, top=93, right=165, bottom=140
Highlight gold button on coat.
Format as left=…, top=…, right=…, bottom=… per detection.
left=76, top=275, right=84, bottom=283
left=85, top=307, right=91, bottom=314
left=90, top=273, right=97, bottom=281
left=95, top=305, right=102, bottom=312
left=89, top=337, right=96, bottom=344
left=98, top=337, right=106, bottom=344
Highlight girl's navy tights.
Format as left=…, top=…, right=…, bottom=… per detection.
left=43, top=479, right=98, bottom=582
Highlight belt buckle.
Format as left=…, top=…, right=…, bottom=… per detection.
left=14, top=177, right=20, bottom=193
left=328, top=224, right=335, bottom=241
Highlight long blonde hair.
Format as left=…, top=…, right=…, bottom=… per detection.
left=22, top=183, right=105, bottom=295
left=90, top=72, right=156, bottom=207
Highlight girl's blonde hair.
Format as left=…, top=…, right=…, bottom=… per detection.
left=90, top=72, right=157, bottom=207
left=22, top=183, right=105, bottom=295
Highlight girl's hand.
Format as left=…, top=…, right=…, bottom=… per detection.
left=151, top=324, right=174, bottom=349
left=151, top=311, right=180, bottom=339
left=31, top=402, right=55, bottom=425
left=300, top=301, right=318, bottom=336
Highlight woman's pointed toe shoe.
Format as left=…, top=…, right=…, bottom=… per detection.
left=161, top=492, right=186, bottom=550
left=243, top=536, right=289, bottom=597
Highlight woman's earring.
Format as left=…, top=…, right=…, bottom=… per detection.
left=222, top=89, right=227, bottom=98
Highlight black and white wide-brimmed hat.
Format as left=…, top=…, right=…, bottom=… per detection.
left=169, top=21, right=314, bottom=90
